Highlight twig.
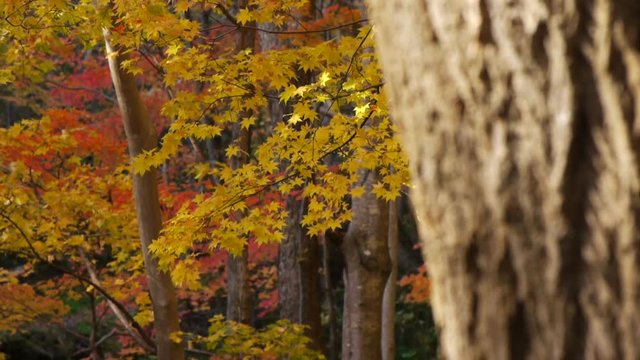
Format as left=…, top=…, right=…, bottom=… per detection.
left=206, top=19, right=368, bottom=35
left=45, top=79, right=116, bottom=103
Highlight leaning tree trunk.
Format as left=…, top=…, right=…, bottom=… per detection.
left=366, top=0, right=640, bottom=359
left=342, top=170, right=390, bottom=360
left=103, top=34, right=184, bottom=360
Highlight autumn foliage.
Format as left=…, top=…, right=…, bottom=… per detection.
left=0, top=0, right=433, bottom=358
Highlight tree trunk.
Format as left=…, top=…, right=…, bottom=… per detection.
left=257, top=5, right=326, bottom=349
left=321, top=231, right=340, bottom=360
left=366, top=0, right=640, bottom=359
left=225, top=118, right=252, bottom=324
left=342, top=171, right=390, bottom=360
left=381, top=200, right=398, bottom=360
left=226, top=1, right=256, bottom=323
left=279, top=196, right=324, bottom=350
left=103, top=33, right=183, bottom=360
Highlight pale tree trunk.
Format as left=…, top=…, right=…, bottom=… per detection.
left=366, top=0, right=640, bottom=359
left=381, top=200, right=398, bottom=360
left=226, top=0, right=255, bottom=323
left=103, top=34, right=184, bottom=360
left=342, top=170, right=390, bottom=360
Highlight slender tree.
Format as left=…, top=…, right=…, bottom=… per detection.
left=103, top=30, right=184, bottom=360
left=367, top=0, right=640, bottom=358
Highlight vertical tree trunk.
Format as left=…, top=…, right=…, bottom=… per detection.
left=366, top=0, right=640, bottom=359
left=342, top=171, right=390, bottom=360
left=278, top=196, right=325, bottom=350
left=258, top=2, right=325, bottom=349
left=226, top=0, right=256, bottom=324
left=103, top=34, right=183, bottom=360
left=381, top=200, right=398, bottom=360
left=321, top=231, right=339, bottom=360
left=225, top=113, right=252, bottom=324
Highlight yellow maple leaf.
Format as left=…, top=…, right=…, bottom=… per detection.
left=241, top=116, right=256, bottom=129
left=280, top=85, right=298, bottom=103
left=319, top=71, right=331, bottom=86
left=226, top=145, right=240, bottom=157
left=288, top=113, right=302, bottom=125
left=236, top=8, right=252, bottom=25
left=351, top=186, right=365, bottom=198
left=166, top=43, right=182, bottom=56
left=293, top=103, right=317, bottom=121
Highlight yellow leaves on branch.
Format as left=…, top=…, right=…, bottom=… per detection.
left=171, top=315, right=323, bottom=358
left=0, top=0, right=411, bottom=293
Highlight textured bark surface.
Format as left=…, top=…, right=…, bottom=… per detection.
left=342, top=171, right=390, bottom=360
left=366, top=0, right=640, bottom=359
left=103, top=35, right=183, bottom=360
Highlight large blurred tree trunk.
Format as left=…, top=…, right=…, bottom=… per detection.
left=367, top=0, right=640, bottom=359
left=103, top=34, right=184, bottom=360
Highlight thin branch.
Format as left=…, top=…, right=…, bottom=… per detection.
left=319, top=107, right=375, bottom=162
left=78, top=249, right=156, bottom=353
left=73, top=328, right=117, bottom=357
left=214, top=3, right=238, bottom=25
left=206, top=19, right=369, bottom=35
left=203, top=109, right=374, bottom=217
left=45, top=80, right=116, bottom=103
left=137, top=48, right=165, bottom=76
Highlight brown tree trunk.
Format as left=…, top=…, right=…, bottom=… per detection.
left=225, top=118, right=252, bottom=324
left=321, top=231, right=340, bottom=360
left=257, top=4, right=326, bottom=349
left=103, top=33, right=184, bottom=360
left=366, top=0, right=640, bottom=359
left=226, top=1, right=256, bottom=323
left=279, top=196, right=324, bottom=350
left=342, top=171, right=390, bottom=360
left=381, top=200, right=398, bottom=360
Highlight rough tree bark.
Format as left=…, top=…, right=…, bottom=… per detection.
left=103, top=34, right=184, bottom=360
left=366, top=0, right=640, bottom=359
left=342, top=171, right=390, bottom=360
